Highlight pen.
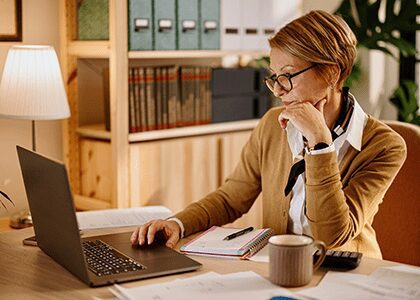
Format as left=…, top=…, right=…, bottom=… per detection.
left=223, top=226, right=254, bottom=240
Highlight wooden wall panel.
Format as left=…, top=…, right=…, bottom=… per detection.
left=80, top=139, right=113, bottom=203
left=130, top=135, right=219, bottom=214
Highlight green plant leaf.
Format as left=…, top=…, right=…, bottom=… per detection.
left=391, top=80, right=420, bottom=125
left=387, top=36, right=418, bottom=57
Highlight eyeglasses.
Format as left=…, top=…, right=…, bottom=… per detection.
left=264, top=65, right=315, bottom=94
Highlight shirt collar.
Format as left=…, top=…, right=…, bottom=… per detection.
left=336, top=93, right=367, bottom=151
left=285, top=93, right=367, bottom=156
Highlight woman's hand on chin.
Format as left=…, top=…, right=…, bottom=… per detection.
left=278, top=99, right=332, bottom=147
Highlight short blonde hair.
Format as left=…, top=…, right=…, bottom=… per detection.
left=269, top=10, right=357, bottom=88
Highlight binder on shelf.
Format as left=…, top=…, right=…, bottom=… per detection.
left=128, top=68, right=136, bottom=133
left=154, top=0, right=177, bottom=50
left=258, top=0, right=302, bottom=51
left=177, top=0, right=200, bottom=50
left=139, top=67, right=148, bottom=132
left=155, top=67, right=163, bottom=129
left=180, top=66, right=195, bottom=126
left=180, top=226, right=273, bottom=259
left=128, top=0, right=153, bottom=50
left=167, top=66, right=179, bottom=128
left=78, top=0, right=109, bottom=40
left=145, top=67, right=156, bottom=130
left=220, top=0, right=241, bottom=50
left=199, top=0, right=220, bottom=50
left=241, top=0, right=260, bottom=50
left=161, top=67, right=169, bottom=129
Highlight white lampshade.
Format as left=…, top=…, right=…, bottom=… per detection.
left=0, top=45, right=70, bottom=120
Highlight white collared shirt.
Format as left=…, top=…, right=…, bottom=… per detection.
left=286, top=94, right=368, bottom=236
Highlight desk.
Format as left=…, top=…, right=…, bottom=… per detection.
left=0, top=227, right=400, bottom=300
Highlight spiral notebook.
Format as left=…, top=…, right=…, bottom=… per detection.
left=180, top=226, right=274, bottom=259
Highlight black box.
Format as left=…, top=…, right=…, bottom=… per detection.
left=211, top=68, right=271, bottom=123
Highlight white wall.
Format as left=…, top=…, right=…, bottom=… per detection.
left=0, top=0, right=62, bottom=217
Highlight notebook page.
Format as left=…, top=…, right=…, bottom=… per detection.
left=181, top=226, right=269, bottom=256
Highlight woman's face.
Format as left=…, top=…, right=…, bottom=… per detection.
left=269, top=47, right=329, bottom=107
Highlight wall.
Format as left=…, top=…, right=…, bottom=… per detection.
left=0, top=0, right=62, bottom=217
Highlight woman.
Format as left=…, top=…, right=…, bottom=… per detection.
left=130, top=10, right=406, bottom=259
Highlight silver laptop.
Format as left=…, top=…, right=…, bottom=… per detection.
left=17, top=146, right=201, bottom=287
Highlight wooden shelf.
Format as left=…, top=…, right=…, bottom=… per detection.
left=68, top=41, right=110, bottom=58
left=67, top=42, right=267, bottom=60
left=128, top=50, right=268, bottom=59
left=77, top=119, right=259, bottom=142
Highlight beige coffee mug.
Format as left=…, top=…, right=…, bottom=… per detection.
left=269, top=234, right=326, bottom=287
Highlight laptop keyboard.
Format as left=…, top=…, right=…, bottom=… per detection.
left=83, top=240, right=146, bottom=277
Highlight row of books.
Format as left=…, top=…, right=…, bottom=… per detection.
left=126, top=66, right=212, bottom=133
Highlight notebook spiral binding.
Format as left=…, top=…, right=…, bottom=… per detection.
left=243, top=229, right=274, bottom=259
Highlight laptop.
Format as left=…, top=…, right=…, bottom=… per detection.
left=17, top=146, right=202, bottom=287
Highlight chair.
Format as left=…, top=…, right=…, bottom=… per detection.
left=372, top=120, right=420, bottom=266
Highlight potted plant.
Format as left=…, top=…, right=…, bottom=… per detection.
left=335, top=0, right=419, bottom=125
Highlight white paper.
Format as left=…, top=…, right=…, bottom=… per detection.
left=297, top=265, right=420, bottom=300
left=297, top=272, right=385, bottom=300
left=76, top=206, right=172, bottom=230
left=247, top=244, right=269, bottom=262
left=349, top=266, right=420, bottom=299
left=113, top=271, right=295, bottom=300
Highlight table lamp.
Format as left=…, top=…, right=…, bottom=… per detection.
left=0, top=45, right=70, bottom=228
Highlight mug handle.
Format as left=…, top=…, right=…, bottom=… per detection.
left=312, top=240, right=327, bottom=271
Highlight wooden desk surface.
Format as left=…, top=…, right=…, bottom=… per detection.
left=0, top=227, right=400, bottom=300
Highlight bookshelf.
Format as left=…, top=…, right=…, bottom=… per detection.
left=59, top=0, right=264, bottom=225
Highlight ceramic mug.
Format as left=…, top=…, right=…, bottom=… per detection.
left=268, top=234, right=326, bottom=287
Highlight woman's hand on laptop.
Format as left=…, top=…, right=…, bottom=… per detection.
left=130, top=219, right=181, bottom=248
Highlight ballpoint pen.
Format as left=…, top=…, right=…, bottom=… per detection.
left=223, top=226, right=254, bottom=240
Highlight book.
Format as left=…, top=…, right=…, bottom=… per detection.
left=180, top=226, right=273, bottom=259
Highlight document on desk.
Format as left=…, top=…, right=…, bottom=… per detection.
left=297, top=265, right=420, bottom=300
left=111, top=271, right=296, bottom=300
left=349, top=265, right=420, bottom=299
left=76, top=206, right=172, bottom=230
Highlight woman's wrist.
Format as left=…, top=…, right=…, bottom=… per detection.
left=306, top=130, right=332, bottom=148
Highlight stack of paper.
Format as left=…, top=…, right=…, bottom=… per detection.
left=297, top=265, right=420, bottom=300
left=76, top=206, right=172, bottom=230
left=110, top=271, right=296, bottom=300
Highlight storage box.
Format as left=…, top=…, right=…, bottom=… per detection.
left=78, top=0, right=109, bottom=40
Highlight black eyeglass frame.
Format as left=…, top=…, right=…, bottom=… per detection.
left=265, top=64, right=316, bottom=93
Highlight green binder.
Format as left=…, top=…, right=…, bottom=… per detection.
left=128, top=0, right=153, bottom=50
left=78, top=0, right=109, bottom=40
left=177, top=0, right=199, bottom=50
left=199, top=0, right=220, bottom=49
left=154, top=0, right=176, bottom=50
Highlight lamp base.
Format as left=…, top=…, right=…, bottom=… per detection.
left=9, top=209, right=33, bottom=229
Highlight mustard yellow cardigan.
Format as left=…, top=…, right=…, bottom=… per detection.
left=173, top=107, right=406, bottom=258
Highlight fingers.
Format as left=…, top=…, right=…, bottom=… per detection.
left=147, top=221, right=163, bottom=245
left=130, top=227, right=139, bottom=245
left=165, top=232, right=179, bottom=248
left=130, top=219, right=181, bottom=248
left=278, top=113, right=288, bottom=129
left=314, top=99, right=327, bottom=114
